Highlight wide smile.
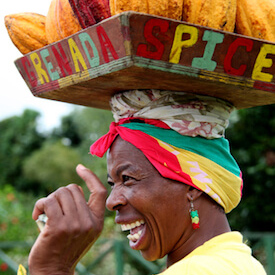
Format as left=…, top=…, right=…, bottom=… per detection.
left=120, top=220, right=145, bottom=242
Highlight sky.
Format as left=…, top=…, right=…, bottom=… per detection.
left=0, top=0, right=74, bottom=131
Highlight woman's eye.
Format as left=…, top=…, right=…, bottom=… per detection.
left=107, top=181, right=114, bottom=188
left=122, top=175, right=132, bottom=183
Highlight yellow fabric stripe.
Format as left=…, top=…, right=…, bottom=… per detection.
left=157, top=139, right=242, bottom=213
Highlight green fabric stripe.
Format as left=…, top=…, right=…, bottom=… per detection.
left=121, top=123, right=240, bottom=177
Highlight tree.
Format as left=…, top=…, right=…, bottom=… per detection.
left=0, top=109, right=45, bottom=191
left=226, top=105, right=275, bottom=231
left=23, top=141, right=83, bottom=194
left=51, top=107, right=114, bottom=183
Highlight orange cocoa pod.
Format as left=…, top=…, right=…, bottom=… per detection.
left=4, top=12, right=48, bottom=54
left=236, top=0, right=275, bottom=42
left=147, top=0, right=169, bottom=18
left=167, top=0, right=184, bottom=21
left=148, top=0, right=184, bottom=20
left=110, top=0, right=183, bottom=21
left=46, top=0, right=82, bottom=44
left=110, top=0, right=148, bottom=15
left=182, top=0, right=236, bottom=32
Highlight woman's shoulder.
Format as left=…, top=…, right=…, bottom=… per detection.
left=159, top=254, right=266, bottom=275
left=159, top=232, right=266, bottom=275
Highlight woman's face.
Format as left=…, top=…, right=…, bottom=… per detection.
left=106, top=137, right=191, bottom=261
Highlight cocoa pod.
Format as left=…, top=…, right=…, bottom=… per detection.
left=236, top=0, right=275, bottom=42
left=68, top=0, right=111, bottom=29
left=46, top=0, right=82, bottom=44
left=167, top=0, right=184, bottom=21
left=91, top=0, right=111, bottom=22
left=4, top=12, right=48, bottom=54
left=110, top=0, right=184, bottom=21
left=110, top=0, right=147, bottom=14
left=182, top=0, right=236, bottom=32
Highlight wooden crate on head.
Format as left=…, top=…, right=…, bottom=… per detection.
left=14, top=12, right=275, bottom=110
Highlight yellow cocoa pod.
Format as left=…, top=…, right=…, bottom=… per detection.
left=110, top=0, right=148, bottom=14
left=236, top=0, right=275, bottom=42
left=147, top=0, right=183, bottom=20
left=167, top=0, right=184, bottom=21
left=147, top=0, right=169, bottom=18
left=182, top=0, right=236, bottom=32
left=109, top=0, right=115, bottom=15
left=46, top=0, right=82, bottom=44
left=110, top=0, right=183, bottom=21
left=4, top=12, right=48, bottom=55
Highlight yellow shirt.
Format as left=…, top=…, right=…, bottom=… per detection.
left=159, top=232, right=266, bottom=275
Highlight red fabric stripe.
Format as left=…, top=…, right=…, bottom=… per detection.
left=90, top=123, right=197, bottom=188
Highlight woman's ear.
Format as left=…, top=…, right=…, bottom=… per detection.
left=186, top=186, right=203, bottom=202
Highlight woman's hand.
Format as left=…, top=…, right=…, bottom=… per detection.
left=28, top=164, right=108, bottom=275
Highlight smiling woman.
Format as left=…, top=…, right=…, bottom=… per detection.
left=27, top=90, right=267, bottom=275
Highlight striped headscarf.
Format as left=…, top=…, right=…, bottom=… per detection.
left=90, top=90, right=243, bottom=213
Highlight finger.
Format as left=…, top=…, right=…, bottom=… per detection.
left=78, top=185, right=84, bottom=196
left=76, top=164, right=107, bottom=219
left=54, top=187, right=79, bottom=217
left=32, top=196, right=63, bottom=222
left=32, top=198, right=47, bottom=220
left=66, top=184, right=91, bottom=218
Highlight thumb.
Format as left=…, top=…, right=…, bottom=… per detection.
left=76, top=164, right=107, bottom=219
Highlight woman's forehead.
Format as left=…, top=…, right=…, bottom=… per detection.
left=107, top=137, right=152, bottom=170
left=108, top=136, right=143, bottom=157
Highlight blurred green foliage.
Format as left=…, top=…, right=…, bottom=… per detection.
left=0, top=184, right=37, bottom=242
left=226, top=105, right=275, bottom=232
left=50, top=107, right=114, bottom=186
left=23, top=141, right=83, bottom=194
left=0, top=110, right=45, bottom=193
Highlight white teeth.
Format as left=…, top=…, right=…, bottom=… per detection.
left=127, top=234, right=133, bottom=241
left=127, top=230, right=143, bottom=242
left=126, top=224, right=132, bottom=230
left=121, top=220, right=145, bottom=232
left=121, top=221, right=145, bottom=242
left=121, top=224, right=127, bottom=231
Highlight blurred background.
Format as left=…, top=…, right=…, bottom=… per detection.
left=0, top=0, right=275, bottom=274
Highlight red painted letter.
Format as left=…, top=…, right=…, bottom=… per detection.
left=52, top=43, right=73, bottom=77
left=96, top=25, right=119, bottom=63
left=224, top=37, right=253, bottom=76
left=136, top=18, right=169, bottom=60
left=21, top=56, right=37, bottom=88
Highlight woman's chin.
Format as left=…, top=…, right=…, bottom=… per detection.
left=140, top=249, right=162, bottom=262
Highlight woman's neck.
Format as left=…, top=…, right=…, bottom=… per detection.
left=166, top=203, right=231, bottom=268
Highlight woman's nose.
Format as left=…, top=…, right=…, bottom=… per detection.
left=106, top=186, right=127, bottom=211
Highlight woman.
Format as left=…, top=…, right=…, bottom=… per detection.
left=28, top=90, right=266, bottom=274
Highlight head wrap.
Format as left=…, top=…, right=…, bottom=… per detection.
left=90, top=90, right=243, bottom=213
left=111, top=89, right=234, bottom=139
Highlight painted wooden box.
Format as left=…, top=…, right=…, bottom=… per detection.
left=14, top=12, right=275, bottom=110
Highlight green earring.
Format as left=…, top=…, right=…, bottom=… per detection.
left=190, top=198, right=200, bottom=229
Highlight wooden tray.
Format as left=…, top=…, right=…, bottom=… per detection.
left=15, top=12, right=275, bottom=110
